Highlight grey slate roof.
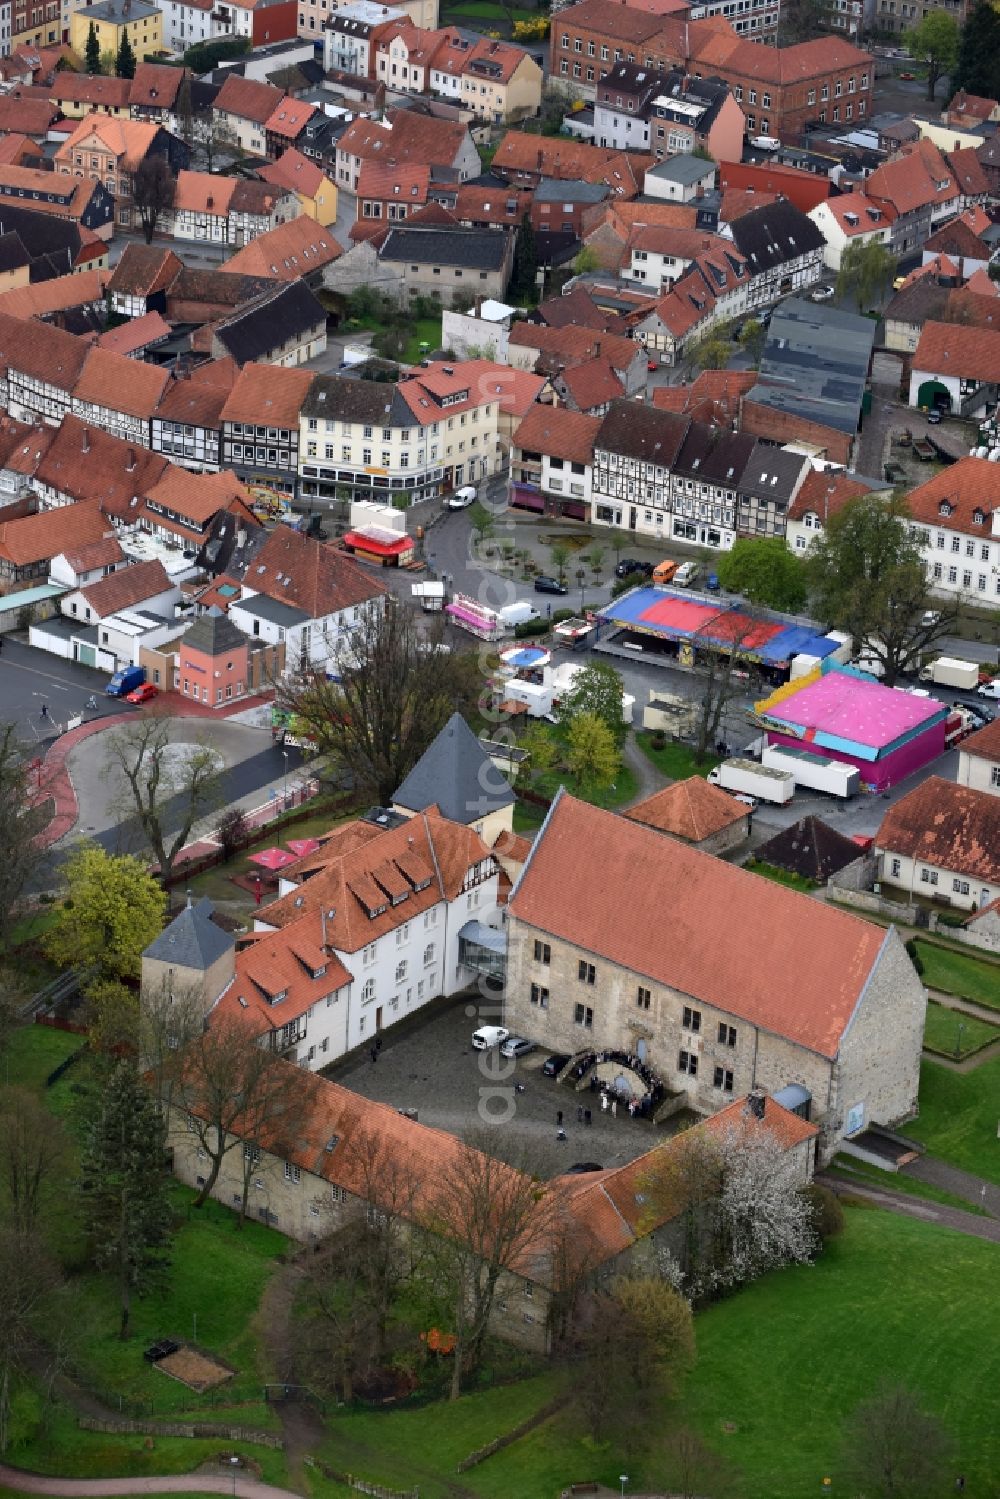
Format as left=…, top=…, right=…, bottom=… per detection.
left=233, top=593, right=308, bottom=628
left=648, top=154, right=715, bottom=185
left=214, top=280, right=325, bottom=366
left=533, top=178, right=610, bottom=204
left=392, top=712, right=515, bottom=822
left=378, top=226, right=510, bottom=272
left=754, top=815, right=863, bottom=883
left=737, top=440, right=809, bottom=504
left=746, top=297, right=877, bottom=437
left=727, top=199, right=825, bottom=272
left=594, top=399, right=689, bottom=466
left=303, top=373, right=414, bottom=425
left=144, top=896, right=234, bottom=970
left=184, top=608, right=249, bottom=656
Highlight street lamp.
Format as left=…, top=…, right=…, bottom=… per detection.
left=576, top=567, right=587, bottom=614
left=282, top=749, right=289, bottom=810
left=619, top=1476, right=628, bottom=1498
left=955, top=1020, right=966, bottom=1060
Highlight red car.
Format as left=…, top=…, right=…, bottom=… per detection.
left=647, top=358, right=658, bottom=371
left=125, top=683, right=158, bottom=704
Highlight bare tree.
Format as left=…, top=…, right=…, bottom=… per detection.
left=840, top=1384, right=952, bottom=1497
left=233, top=1061, right=308, bottom=1230
left=103, top=711, right=223, bottom=884
left=0, top=1227, right=60, bottom=1454
left=132, top=155, right=176, bottom=245
left=690, top=611, right=761, bottom=764
left=655, top=1425, right=741, bottom=1499
left=277, top=599, right=482, bottom=806
left=0, top=1088, right=70, bottom=1239
left=422, top=1130, right=552, bottom=1400
left=140, top=969, right=206, bottom=1122
left=173, top=1016, right=300, bottom=1209
left=0, top=722, right=49, bottom=952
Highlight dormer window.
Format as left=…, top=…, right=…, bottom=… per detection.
left=938, top=501, right=953, bottom=517
left=973, top=509, right=985, bottom=524
left=268, top=989, right=288, bottom=1006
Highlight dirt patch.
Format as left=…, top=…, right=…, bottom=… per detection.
left=157, top=1346, right=235, bottom=1393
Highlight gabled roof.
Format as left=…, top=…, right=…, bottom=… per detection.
left=97, top=310, right=171, bottom=357
left=224, top=216, right=343, bottom=281
left=947, top=146, right=990, bottom=200
left=557, top=356, right=623, bottom=412
left=626, top=775, right=749, bottom=843
left=264, top=96, right=316, bottom=139
left=143, top=467, right=253, bottom=527
left=144, top=896, right=234, bottom=970
left=510, top=791, right=887, bottom=1059
left=594, top=398, right=688, bottom=466
left=74, top=345, right=170, bottom=419
left=788, top=466, right=872, bottom=523
left=0, top=266, right=108, bottom=321
left=258, top=146, right=328, bottom=200
left=37, top=413, right=168, bottom=513
left=961, top=716, right=1000, bottom=764
left=172, top=170, right=237, bottom=216
left=512, top=404, right=601, bottom=467
left=129, top=62, right=185, bottom=111
left=912, top=318, right=1000, bottom=383
left=214, top=73, right=284, bottom=124
left=378, top=225, right=509, bottom=271
left=241, top=525, right=387, bottom=620
left=220, top=361, right=314, bottom=428
left=393, top=712, right=515, bottom=822
left=813, top=189, right=895, bottom=236
left=0, top=497, right=109, bottom=567
left=107, top=242, right=183, bottom=299
left=727, top=198, right=824, bottom=271
left=55, top=113, right=160, bottom=169
left=224, top=909, right=353, bottom=1037
left=903, top=456, right=1000, bottom=539
left=49, top=73, right=130, bottom=108
left=0, top=308, right=89, bottom=390
left=876, top=775, right=1000, bottom=885
left=923, top=215, right=991, bottom=261
left=213, top=280, right=326, bottom=365
left=78, top=557, right=171, bottom=618
left=651, top=368, right=754, bottom=427
left=336, top=109, right=470, bottom=169
left=864, top=138, right=959, bottom=218
left=754, top=815, right=864, bottom=882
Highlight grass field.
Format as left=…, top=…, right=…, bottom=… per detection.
left=745, top=859, right=817, bottom=894
left=827, top=1154, right=988, bottom=1216
left=635, top=730, right=720, bottom=781
left=3, top=1024, right=83, bottom=1090
left=905, top=1054, right=1000, bottom=1185
left=922, top=998, right=1000, bottom=1058
left=183, top=804, right=354, bottom=906
left=912, top=939, right=1000, bottom=1012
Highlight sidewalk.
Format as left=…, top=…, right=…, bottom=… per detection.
left=821, top=1173, right=1000, bottom=1244
left=0, top=1465, right=303, bottom=1499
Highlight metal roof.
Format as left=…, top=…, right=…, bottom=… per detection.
left=747, top=297, right=877, bottom=437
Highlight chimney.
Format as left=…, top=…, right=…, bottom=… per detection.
left=746, top=1087, right=766, bottom=1121
left=82, top=427, right=90, bottom=454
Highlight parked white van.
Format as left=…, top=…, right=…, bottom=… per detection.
left=471, top=1025, right=509, bottom=1050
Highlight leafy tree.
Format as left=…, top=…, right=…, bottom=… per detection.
left=85, top=20, right=101, bottom=73
left=115, top=29, right=136, bottom=78
left=277, top=600, right=483, bottom=807
left=80, top=1061, right=173, bottom=1338
left=716, top=537, right=807, bottom=612
left=46, top=845, right=166, bottom=981
left=556, top=659, right=626, bottom=745
left=103, top=712, right=222, bottom=884
left=512, top=212, right=537, bottom=299
left=777, top=0, right=827, bottom=43
left=84, top=977, right=140, bottom=1068
left=0, top=1228, right=59, bottom=1453
left=572, top=245, right=600, bottom=276
left=132, top=155, right=175, bottom=244
left=584, top=542, right=606, bottom=583
left=906, top=10, right=959, bottom=100
left=0, top=722, right=49, bottom=952
left=518, top=721, right=559, bottom=788
left=565, top=711, right=621, bottom=793
left=567, top=1277, right=695, bottom=1447
left=953, top=1, right=1000, bottom=97
left=737, top=316, right=766, bottom=367
left=549, top=540, right=571, bottom=582
left=688, top=330, right=730, bottom=372
left=839, top=1385, right=952, bottom=1497
left=836, top=238, right=897, bottom=311
left=807, top=492, right=957, bottom=684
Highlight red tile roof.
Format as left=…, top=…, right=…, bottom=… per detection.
left=107, top=243, right=183, bottom=299
left=864, top=138, right=959, bottom=218
left=49, top=72, right=130, bottom=108
left=0, top=497, right=109, bottom=567
left=651, top=368, right=755, bottom=426
left=224, top=216, right=343, bottom=281
left=557, top=355, right=623, bottom=412
left=172, top=170, right=236, bottom=216
left=214, top=74, right=285, bottom=124
left=59, top=534, right=124, bottom=573
left=258, top=147, right=328, bottom=201
left=912, top=319, right=1000, bottom=384
left=337, top=109, right=469, bottom=170
left=35, top=413, right=168, bottom=513
left=128, top=62, right=184, bottom=111
left=74, top=346, right=170, bottom=419
left=220, top=362, right=314, bottom=428
left=512, top=403, right=601, bottom=466
left=904, top=459, right=1000, bottom=544
left=78, top=557, right=171, bottom=617
left=97, top=311, right=171, bottom=357
left=947, top=146, right=990, bottom=200
left=788, top=467, right=873, bottom=523
left=55, top=114, right=160, bottom=169
left=876, top=774, right=1000, bottom=884
left=509, top=791, right=887, bottom=1058
left=242, top=525, right=387, bottom=621
left=626, top=776, right=750, bottom=842
left=961, top=716, right=1000, bottom=764
left=0, top=310, right=89, bottom=391
left=264, top=97, right=316, bottom=139
left=0, top=267, right=108, bottom=321
left=142, top=468, right=253, bottom=526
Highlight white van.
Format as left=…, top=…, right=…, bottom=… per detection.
left=471, top=1025, right=509, bottom=1050
left=673, top=562, right=701, bottom=587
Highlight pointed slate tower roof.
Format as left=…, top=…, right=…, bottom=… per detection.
left=144, top=896, right=234, bottom=970
left=754, top=815, right=863, bottom=883
left=392, top=712, right=515, bottom=825
left=183, top=605, right=247, bottom=657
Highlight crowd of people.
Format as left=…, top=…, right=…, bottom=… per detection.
left=565, top=1048, right=667, bottom=1118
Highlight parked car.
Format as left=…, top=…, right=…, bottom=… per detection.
left=562, top=1162, right=604, bottom=1174
left=751, top=134, right=780, bottom=150
left=652, top=558, right=678, bottom=584
left=125, top=683, right=159, bottom=704
left=534, top=574, right=568, bottom=595
left=471, top=1025, right=509, bottom=1050
left=921, top=610, right=941, bottom=629
left=959, top=700, right=994, bottom=726
left=616, top=558, right=653, bottom=578
left=926, top=409, right=942, bottom=424
left=977, top=677, right=1000, bottom=700
left=542, top=1052, right=571, bottom=1077
left=810, top=284, right=835, bottom=301
left=647, top=358, right=658, bottom=371
left=446, top=486, right=477, bottom=509
left=500, top=1036, right=536, bottom=1059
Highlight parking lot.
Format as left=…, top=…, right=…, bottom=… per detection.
left=0, top=636, right=136, bottom=747
left=328, top=993, right=684, bottom=1180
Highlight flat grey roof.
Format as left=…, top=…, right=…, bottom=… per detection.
left=648, top=154, right=714, bottom=184
left=747, top=298, right=877, bottom=437
left=233, top=594, right=309, bottom=628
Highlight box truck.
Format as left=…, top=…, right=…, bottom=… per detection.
left=762, top=744, right=860, bottom=798
left=917, top=657, right=980, bottom=690
left=708, top=758, right=795, bottom=804
left=499, top=600, right=541, bottom=630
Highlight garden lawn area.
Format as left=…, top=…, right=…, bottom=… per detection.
left=532, top=758, right=638, bottom=811
left=922, top=998, right=999, bottom=1058
left=34, top=1186, right=287, bottom=1420
left=442, top=0, right=538, bottom=17
left=399, top=315, right=442, bottom=364
left=5, top=1023, right=83, bottom=1091
left=911, top=938, right=1000, bottom=1012
left=184, top=803, right=355, bottom=906
left=635, top=730, right=719, bottom=781
left=681, top=1207, right=1000, bottom=1497
left=905, top=1053, right=1000, bottom=1185
left=745, top=859, right=817, bottom=894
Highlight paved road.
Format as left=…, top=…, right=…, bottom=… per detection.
left=821, top=1173, right=1000, bottom=1245
left=0, top=637, right=136, bottom=750
left=0, top=1466, right=303, bottom=1499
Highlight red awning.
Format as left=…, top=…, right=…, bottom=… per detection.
left=248, top=847, right=297, bottom=871
left=343, top=530, right=413, bottom=558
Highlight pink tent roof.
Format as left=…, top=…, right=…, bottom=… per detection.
left=287, top=837, right=321, bottom=858
left=248, top=847, right=297, bottom=871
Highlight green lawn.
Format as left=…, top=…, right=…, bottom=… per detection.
left=3, top=1023, right=83, bottom=1091
left=827, top=1154, right=988, bottom=1216
left=532, top=759, right=638, bottom=811
left=35, top=1187, right=287, bottom=1419
left=400, top=316, right=442, bottom=364
left=184, top=804, right=355, bottom=906
left=442, top=0, right=538, bottom=17
left=912, top=939, right=1000, bottom=1012
left=745, top=859, right=817, bottom=894
left=681, top=1208, right=1000, bottom=1497
left=635, top=730, right=720, bottom=781
left=905, top=1054, right=1000, bottom=1185
left=922, top=998, right=1000, bottom=1059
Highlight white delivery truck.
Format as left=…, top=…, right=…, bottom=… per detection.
left=708, top=758, right=795, bottom=804
left=762, top=744, right=860, bottom=798
left=499, top=600, right=541, bottom=631
left=918, top=657, right=980, bottom=690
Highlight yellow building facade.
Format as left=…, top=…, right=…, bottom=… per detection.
left=70, top=0, right=163, bottom=64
